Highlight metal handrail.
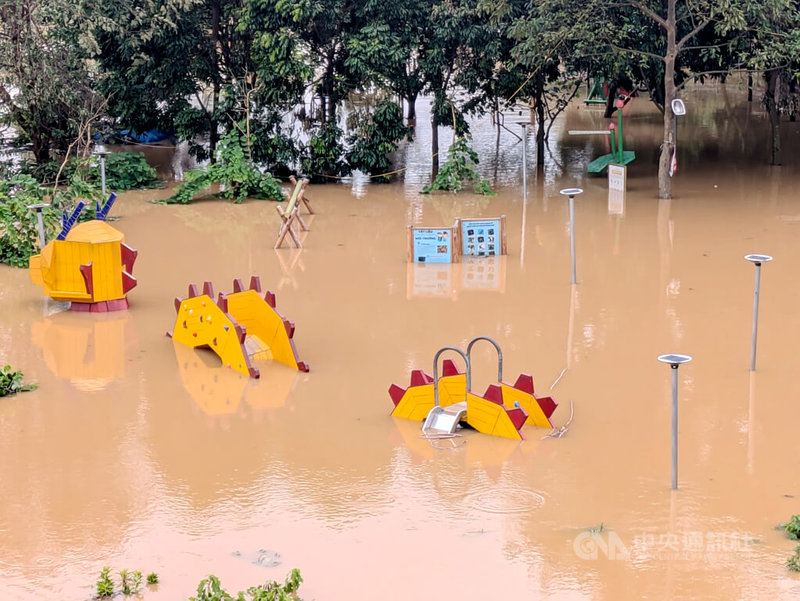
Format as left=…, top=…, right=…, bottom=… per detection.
left=432, top=346, right=470, bottom=407
left=466, top=336, right=503, bottom=384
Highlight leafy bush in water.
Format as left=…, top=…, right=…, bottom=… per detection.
left=783, top=514, right=800, bottom=540
left=95, top=566, right=153, bottom=597
left=91, top=152, right=159, bottom=190
left=0, top=365, right=37, bottom=396
left=301, top=122, right=349, bottom=184
left=165, top=130, right=284, bottom=204
left=789, top=546, right=800, bottom=572
left=0, top=176, right=60, bottom=267
left=421, top=137, right=494, bottom=195
left=346, top=99, right=410, bottom=182
left=191, top=569, right=303, bottom=601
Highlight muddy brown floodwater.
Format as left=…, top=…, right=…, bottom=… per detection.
left=2, top=81, right=800, bottom=600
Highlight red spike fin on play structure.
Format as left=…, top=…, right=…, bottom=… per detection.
left=513, top=373, right=535, bottom=395
left=174, top=297, right=183, bottom=312
left=388, top=384, right=407, bottom=407
left=79, top=262, right=94, bottom=296
left=249, top=276, right=261, bottom=292
left=410, top=370, right=433, bottom=387
left=249, top=366, right=260, bottom=379
left=120, top=243, right=138, bottom=273
left=188, top=283, right=200, bottom=298
left=235, top=324, right=247, bottom=343
left=121, top=271, right=137, bottom=294
left=442, top=359, right=461, bottom=377
left=297, top=361, right=309, bottom=372
left=217, top=292, right=228, bottom=313
left=484, top=384, right=504, bottom=405
left=506, top=407, right=529, bottom=432
left=265, top=291, right=276, bottom=308
left=203, top=281, right=214, bottom=298
left=537, top=396, right=558, bottom=418
left=283, top=319, right=295, bottom=338
left=233, top=278, right=245, bottom=293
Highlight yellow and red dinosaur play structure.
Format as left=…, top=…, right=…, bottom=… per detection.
left=29, top=194, right=138, bottom=312
left=168, top=276, right=309, bottom=378
left=389, top=337, right=557, bottom=440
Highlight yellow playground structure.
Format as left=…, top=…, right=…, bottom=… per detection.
left=167, top=276, right=309, bottom=378
left=29, top=195, right=138, bottom=312
left=389, top=337, right=557, bottom=440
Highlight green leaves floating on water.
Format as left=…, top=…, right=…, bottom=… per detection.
left=0, top=365, right=37, bottom=397
left=191, top=570, right=304, bottom=601
left=782, top=514, right=800, bottom=540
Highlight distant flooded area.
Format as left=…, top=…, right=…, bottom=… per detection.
left=1, top=83, right=799, bottom=600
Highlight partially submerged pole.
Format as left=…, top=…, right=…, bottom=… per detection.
left=657, top=353, right=692, bottom=490
left=744, top=254, right=773, bottom=371
left=559, top=188, right=583, bottom=285
left=27, top=203, right=49, bottom=249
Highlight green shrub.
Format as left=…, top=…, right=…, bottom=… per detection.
left=165, top=130, right=284, bottom=204
left=191, top=569, right=303, bottom=601
left=346, top=99, right=410, bottom=182
left=301, top=122, right=349, bottom=184
left=96, top=566, right=114, bottom=597
left=92, top=152, right=159, bottom=190
left=0, top=365, right=37, bottom=397
left=146, top=572, right=159, bottom=584
left=0, top=177, right=60, bottom=267
left=783, top=514, right=800, bottom=540
left=421, top=137, right=494, bottom=195
left=788, top=545, right=800, bottom=572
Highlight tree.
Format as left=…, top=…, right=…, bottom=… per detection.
left=345, top=0, right=434, bottom=126
left=593, top=0, right=756, bottom=198
left=730, top=1, right=800, bottom=165
left=0, top=0, right=101, bottom=164
left=506, top=0, right=587, bottom=166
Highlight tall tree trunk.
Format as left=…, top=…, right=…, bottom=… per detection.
left=31, top=127, right=51, bottom=164
left=765, top=69, right=782, bottom=166
left=535, top=76, right=545, bottom=166
left=431, top=111, right=439, bottom=178
left=209, top=0, right=221, bottom=163
left=406, top=93, right=417, bottom=127
left=658, top=0, right=677, bottom=199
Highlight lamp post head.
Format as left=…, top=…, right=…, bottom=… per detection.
left=559, top=188, right=583, bottom=197
left=26, top=203, right=49, bottom=212
left=671, top=99, right=686, bottom=116
left=744, top=254, right=773, bottom=265
left=658, top=353, right=693, bottom=368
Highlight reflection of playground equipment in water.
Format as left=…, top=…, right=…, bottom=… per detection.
left=406, top=257, right=506, bottom=300
left=172, top=342, right=299, bottom=416
left=31, top=310, right=137, bottom=391
left=389, top=336, right=557, bottom=440
left=276, top=249, right=306, bottom=290
left=168, top=276, right=309, bottom=378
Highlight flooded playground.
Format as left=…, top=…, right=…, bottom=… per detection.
left=1, top=82, right=800, bottom=600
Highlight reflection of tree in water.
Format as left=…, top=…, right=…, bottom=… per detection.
left=431, top=194, right=492, bottom=225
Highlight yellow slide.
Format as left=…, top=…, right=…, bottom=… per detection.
left=168, top=276, right=308, bottom=378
